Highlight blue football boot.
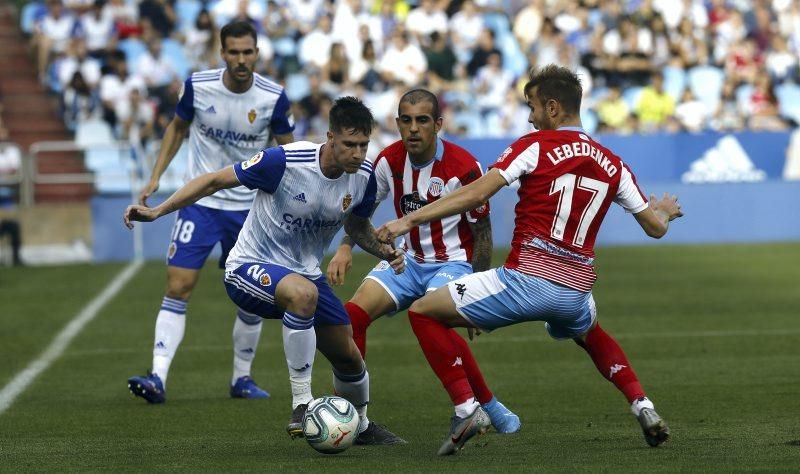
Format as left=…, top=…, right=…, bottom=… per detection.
left=483, top=396, right=521, bottom=434
left=230, top=376, right=270, bottom=399
left=127, top=372, right=165, bottom=404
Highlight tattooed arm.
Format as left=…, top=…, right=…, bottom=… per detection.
left=343, top=214, right=405, bottom=273
left=468, top=216, right=493, bottom=272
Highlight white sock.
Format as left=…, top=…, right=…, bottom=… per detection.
left=151, top=297, right=187, bottom=386
left=282, top=312, right=315, bottom=408
left=333, top=367, right=370, bottom=433
left=454, top=397, right=480, bottom=419
left=232, top=309, right=263, bottom=385
left=631, top=396, right=654, bottom=416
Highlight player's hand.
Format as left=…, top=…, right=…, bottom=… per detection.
left=384, top=246, right=405, bottom=274
left=467, top=326, right=482, bottom=341
left=139, top=179, right=159, bottom=206
left=123, top=204, right=160, bottom=229
left=376, top=218, right=412, bottom=244
left=326, top=244, right=353, bottom=286
left=650, top=193, right=683, bottom=221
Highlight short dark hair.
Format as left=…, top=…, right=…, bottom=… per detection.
left=330, top=96, right=374, bottom=136
left=220, top=21, right=257, bottom=48
left=524, top=64, right=582, bottom=115
left=398, top=89, right=441, bottom=119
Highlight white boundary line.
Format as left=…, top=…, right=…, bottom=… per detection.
left=0, top=260, right=143, bottom=415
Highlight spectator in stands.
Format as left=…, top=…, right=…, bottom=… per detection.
left=711, top=79, right=744, bottom=132
left=139, top=0, right=176, bottom=39
left=747, top=74, right=788, bottom=131
left=34, top=0, right=76, bottom=83
left=299, top=14, right=333, bottom=69
left=62, top=70, right=100, bottom=130
left=57, top=38, right=101, bottom=91
left=449, top=0, right=484, bottom=62
left=725, top=38, right=761, bottom=86
left=467, top=28, right=500, bottom=77
left=423, top=31, right=459, bottom=92
left=286, top=0, right=326, bottom=36
left=635, top=71, right=675, bottom=132
left=297, top=71, right=331, bottom=134
left=184, top=9, right=219, bottom=71
left=105, top=0, right=140, bottom=38
left=597, top=85, right=632, bottom=133
left=115, top=88, right=155, bottom=147
left=497, top=88, right=532, bottom=137
left=321, top=42, right=350, bottom=93
left=378, top=28, right=427, bottom=87
left=212, top=0, right=265, bottom=28
left=765, top=34, right=797, bottom=84
left=99, top=50, right=145, bottom=130
left=513, top=0, right=544, bottom=52
left=78, top=0, right=115, bottom=60
left=674, top=88, right=709, bottom=132
left=406, top=0, right=448, bottom=46
left=350, top=39, right=384, bottom=92
left=473, top=52, right=514, bottom=118
left=136, top=38, right=179, bottom=104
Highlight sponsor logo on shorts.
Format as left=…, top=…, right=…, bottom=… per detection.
left=167, top=242, right=177, bottom=259
left=455, top=282, right=467, bottom=300
left=428, top=177, right=445, bottom=197
left=373, top=261, right=391, bottom=271
left=246, top=264, right=272, bottom=286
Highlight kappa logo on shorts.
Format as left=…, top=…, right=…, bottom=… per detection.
left=373, top=261, right=391, bottom=271
left=455, top=283, right=467, bottom=300
left=242, top=151, right=263, bottom=170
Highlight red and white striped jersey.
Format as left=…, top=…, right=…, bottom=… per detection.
left=374, top=138, right=490, bottom=264
left=490, top=128, right=648, bottom=292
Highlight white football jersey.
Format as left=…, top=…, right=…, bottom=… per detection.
left=226, top=142, right=377, bottom=277
left=175, top=68, right=294, bottom=210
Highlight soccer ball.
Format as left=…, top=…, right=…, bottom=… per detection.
left=302, top=396, right=360, bottom=454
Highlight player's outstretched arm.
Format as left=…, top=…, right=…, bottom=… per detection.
left=468, top=216, right=493, bottom=273
left=140, top=116, right=190, bottom=205
left=377, top=170, right=505, bottom=243
left=344, top=214, right=405, bottom=274
left=124, top=166, right=240, bottom=229
left=633, top=192, right=684, bottom=238
left=327, top=202, right=381, bottom=285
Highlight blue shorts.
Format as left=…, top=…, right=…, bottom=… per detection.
left=167, top=204, right=249, bottom=270
left=224, top=262, right=349, bottom=325
left=448, top=267, right=597, bottom=339
left=365, top=257, right=473, bottom=313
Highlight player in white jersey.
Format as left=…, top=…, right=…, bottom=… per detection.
left=127, top=22, right=295, bottom=404
left=327, top=89, right=520, bottom=434
left=124, top=97, right=406, bottom=445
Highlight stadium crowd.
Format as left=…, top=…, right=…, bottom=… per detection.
left=20, top=0, right=800, bottom=149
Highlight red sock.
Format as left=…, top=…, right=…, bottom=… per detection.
left=344, top=302, right=371, bottom=359
left=576, top=324, right=645, bottom=403
left=448, top=329, right=493, bottom=404
left=408, top=310, right=473, bottom=405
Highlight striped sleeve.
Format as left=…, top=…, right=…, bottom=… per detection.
left=614, top=163, right=648, bottom=213
left=491, top=141, right=540, bottom=185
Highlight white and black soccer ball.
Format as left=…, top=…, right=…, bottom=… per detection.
left=302, top=396, right=360, bottom=454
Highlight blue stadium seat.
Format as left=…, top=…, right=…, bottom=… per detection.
left=663, top=66, right=687, bottom=101
left=483, top=13, right=511, bottom=38
left=20, top=2, right=45, bottom=35
left=580, top=109, right=599, bottom=135
left=775, top=83, right=800, bottom=123
left=688, top=65, right=724, bottom=111
left=76, top=119, right=114, bottom=147
left=284, top=74, right=310, bottom=102
left=119, top=38, right=147, bottom=73
left=497, top=33, right=527, bottom=78
left=175, top=0, right=202, bottom=32
left=161, top=38, right=191, bottom=78
left=622, top=86, right=644, bottom=110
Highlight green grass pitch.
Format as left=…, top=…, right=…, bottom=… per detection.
left=0, top=243, right=798, bottom=471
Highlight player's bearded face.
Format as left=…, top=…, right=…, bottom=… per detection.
left=396, top=101, right=442, bottom=157
left=221, top=36, right=258, bottom=83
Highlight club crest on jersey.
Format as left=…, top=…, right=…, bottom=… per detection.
left=167, top=242, right=177, bottom=259
left=242, top=151, right=263, bottom=170
left=248, top=109, right=257, bottom=124
left=342, top=193, right=353, bottom=211
left=400, top=191, right=428, bottom=215
left=427, top=177, right=445, bottom=197
left=497, top=146, right=513, bottom=163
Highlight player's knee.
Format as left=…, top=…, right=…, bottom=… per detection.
left=407, top=298, right=430, bottom=316
left=165, top=278, right=195, bottom=300
left=283, top=282, right=318, bottom=316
